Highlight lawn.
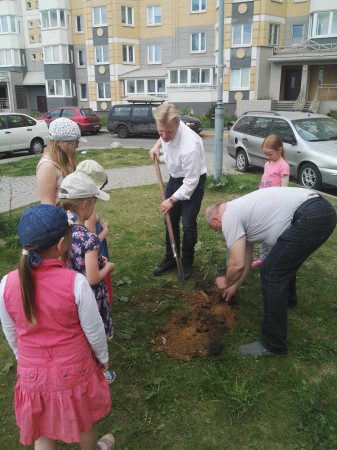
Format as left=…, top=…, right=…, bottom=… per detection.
left=0, top=155, right=337, bottom=449
left=0, top=147, right=151, bottom=177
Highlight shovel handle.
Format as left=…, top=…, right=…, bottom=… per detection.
left=154, top=158, right=176, bottom=253
left=154, top=158, right=185, bottom=284
left=154, top=157, right=166, bottom=201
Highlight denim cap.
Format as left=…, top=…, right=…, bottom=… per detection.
left=18, top=204, right=77, bottom=251
left=48, top=117, right=87, bottom=142
left=76, top=159, right=108, bottom=188
left=58, top=171, right=110, bottom=201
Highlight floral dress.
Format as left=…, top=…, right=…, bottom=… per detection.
left=70, top=224, right=113, bottom=338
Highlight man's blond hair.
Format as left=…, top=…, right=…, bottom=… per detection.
left=153, top=103, right=181, bottom=126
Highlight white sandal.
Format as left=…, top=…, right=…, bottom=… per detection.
left=97, top=433, right=115, bottom=450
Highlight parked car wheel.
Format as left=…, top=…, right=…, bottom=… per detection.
left=91, top=130, right=99, bottom=135
left=29, top=137, right=44, bottom=155
left=117, top=125, right=129, bottom=138
left=236, top=149, right=249, bottom=172
left=299, top=163, right=322, bottom=190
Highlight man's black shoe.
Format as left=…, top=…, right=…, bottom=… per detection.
left=183, top=263, right=193, bottom=280
left=153, top=258, right=176, bottom=276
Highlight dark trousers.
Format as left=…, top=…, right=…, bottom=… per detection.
left=164, top=174, right=206, bottom=264
left=260, top=197, right=336, bottom=355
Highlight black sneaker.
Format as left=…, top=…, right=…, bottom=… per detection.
left=153, top=257, right=176, bottom=276
left=183, top=262, right=193, bottom=280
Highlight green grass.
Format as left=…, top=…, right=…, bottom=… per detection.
left=1, top=160, right=337, bottom=449
left=0, top=147, right=151, bottom=177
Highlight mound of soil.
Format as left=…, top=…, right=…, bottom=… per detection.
left=153, top=287, right=237, bottom=361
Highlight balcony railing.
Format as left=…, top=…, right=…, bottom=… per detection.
left=0, top=98, right=10, bottom=110
left=274, top=39, right=337, bottom=55
left=318, top=84, right=337, bottom=101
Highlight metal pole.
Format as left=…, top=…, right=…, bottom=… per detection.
left=214, top=0, right=225, bottom=180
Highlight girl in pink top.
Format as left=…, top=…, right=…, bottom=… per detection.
left=0, top=205, right=115, bottom=450
left=252, top=134, right=290, bottom=267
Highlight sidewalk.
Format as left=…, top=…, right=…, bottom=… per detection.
left=0, top=128, right=231, bottom=213
left=0, top=165, right=170, bottom=213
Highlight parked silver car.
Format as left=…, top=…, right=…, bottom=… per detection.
left=0, top=113, right=49, bottom=155
left=227, top=111, right=337, bottom=190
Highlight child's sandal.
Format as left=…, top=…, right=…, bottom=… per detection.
left=97, top=433, right=115, bottom=450
left=104, top=370, right=116, bottom=384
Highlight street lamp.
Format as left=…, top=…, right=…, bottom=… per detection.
left=214, top=0, right=225, bottom=180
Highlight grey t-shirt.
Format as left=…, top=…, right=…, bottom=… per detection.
left=221, top=187, right=315, bottom=248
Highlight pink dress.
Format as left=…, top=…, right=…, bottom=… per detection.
left=3, top=260, right=111, bottom=445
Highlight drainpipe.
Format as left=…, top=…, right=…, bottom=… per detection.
left=214, top=0, right=225, bottom=180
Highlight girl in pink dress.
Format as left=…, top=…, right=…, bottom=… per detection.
left=252, top=134, right=290, bottom=267
left=0, top=204, right=115, bottom=450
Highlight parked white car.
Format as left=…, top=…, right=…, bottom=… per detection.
left=228, top=111, right=337, bottom=190
left=0, top=113, right=49, bottom=155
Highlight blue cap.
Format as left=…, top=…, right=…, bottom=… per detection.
left=18, top=205, right=76, bottom=251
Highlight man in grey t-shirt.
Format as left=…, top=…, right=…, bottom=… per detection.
left=205, top=187, right=336, bottom=357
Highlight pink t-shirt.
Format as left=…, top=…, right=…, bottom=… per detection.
left=259, top=158, right=290, bottom=189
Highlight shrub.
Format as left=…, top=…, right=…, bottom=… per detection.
left=327, top=109, right=337, bottom=120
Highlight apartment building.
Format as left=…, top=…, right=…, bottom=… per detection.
left=0, top=0, right=336, bottom=116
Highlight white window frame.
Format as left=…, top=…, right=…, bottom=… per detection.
left=191, top=0, right=206, bottom=13
left=232, top=23, right=252, bottom=46
left=95, top=45, right=109, bottom=64
left=0, top=49, right=21, bottom=67
left=124, top=78, right=166, bottom=96
left=168, top=68, right=212, bottom=86
left=43, top=45, right=71, bottom=64
left=75, top=15, right=83, bottom=33
left=191, top=32, right=206, bottom=53
left=122, top=44, right=134, bottom=63
left=310, top=11, right=337, bottom=38
left=93, top=6, right=107, bottom=27
left=97, top=81, right=111, bottom=100
left=79, top=83, right=87, bottom=100
left=230, top=68, right=250, bottom=90
left=0, top=16, right=17, bottom=33
left=147, top=44, right=162, bottom=64
left=46, top=79, right=72, bottom=97
left=41, top=10, right=67, bottom=30
left=28, top=20, right=33, bottom=28
left=121, top=5, right=134, bottom=26
left=292, top=24, right=304, bottom=45
left=77, top=49, right=86, bottom=67
left=147, top=5, right=161, bottom=26
left=269, top=23, right=280, bottom=45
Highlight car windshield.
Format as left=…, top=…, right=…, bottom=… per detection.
left=292, top=117, right=337, bottom=141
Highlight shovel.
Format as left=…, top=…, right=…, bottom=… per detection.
left=154, top=158, right=185, bottom=285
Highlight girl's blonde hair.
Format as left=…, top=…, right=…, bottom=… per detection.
left=262, top=134, right=286, bottom=160
left=58, top=197, right=94, bottom=214
left=42, top=140, right=78, bottom=176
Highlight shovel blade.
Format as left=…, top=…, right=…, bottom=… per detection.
left=175, top=256, right=185, bottom=285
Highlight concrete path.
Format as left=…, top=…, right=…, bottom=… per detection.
left=0, top=164, right=170, bottom=213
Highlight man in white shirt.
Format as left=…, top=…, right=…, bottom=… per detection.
left=205, top=187, right=336, bottom=356
left=149, top=103, right=207, bottom=279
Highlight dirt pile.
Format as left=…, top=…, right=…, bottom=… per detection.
left=153, top=288, right=237, bottom=361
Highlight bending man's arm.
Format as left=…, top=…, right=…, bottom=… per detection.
left=215, top=236, right=254, bottom=302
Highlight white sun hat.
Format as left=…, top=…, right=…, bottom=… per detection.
left=58, top=172, right=110, bottom=201
left=49, top=117, right=87, bottom=142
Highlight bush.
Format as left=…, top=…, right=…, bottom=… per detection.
left=327, top=109, right=337, bottom=120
